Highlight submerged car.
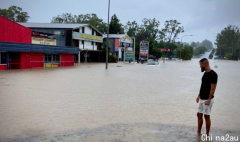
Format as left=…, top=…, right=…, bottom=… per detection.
left=147, top=62, right=160, bottom=66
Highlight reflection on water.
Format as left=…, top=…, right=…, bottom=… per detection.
left=0, top=59, right=240, bottom=141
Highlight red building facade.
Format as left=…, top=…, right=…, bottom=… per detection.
left=0, top=16, right=77, bottom=71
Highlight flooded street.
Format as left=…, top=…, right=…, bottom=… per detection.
left=0, top=58, right=240, bottom=142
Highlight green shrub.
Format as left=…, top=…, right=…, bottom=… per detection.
left=224, top=54, right=232, bottom=60
left=108, top=55, right=118, bottom=62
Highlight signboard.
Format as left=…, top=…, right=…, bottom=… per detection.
left=117, top=42, right=132, bottom=52
left=125, top=46, right=134, bottom=61
left=160, top=48, right=171, bottom=52
left=120, top=42, right=132, bottom=47
left=140, top=41, right=149, bottom=57
left=32, top=31, right=56, bottom=45
left=72, top=32, right=103, bottom=43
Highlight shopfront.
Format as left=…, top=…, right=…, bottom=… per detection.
left=72, top=25, right=104, bottom=62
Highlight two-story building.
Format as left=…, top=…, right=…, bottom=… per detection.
left=19, top=23, right=104, bottom=62
left=0, top=16, right=78, bottom=70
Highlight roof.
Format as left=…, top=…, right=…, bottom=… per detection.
left=0, top=16, right=32, bottom=43
left=0, top=41, right=79, bottom=54
left=103, top=34, right=126, bottom=38
left=103, top=34, right=133, bottom=41
left=18, top=23, right=88, bottom=29
left=18, top=23, right=103, bottom=35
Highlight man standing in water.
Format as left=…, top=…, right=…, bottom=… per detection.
left=196, top=58, right=218, bottom=136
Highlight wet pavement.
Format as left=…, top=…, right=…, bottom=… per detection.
left=0, top=57, right=240, bottom=142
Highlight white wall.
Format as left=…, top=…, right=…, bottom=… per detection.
left=78, top=40, right=93, bottom=50
left=78, top=25, right=101, bottom=51
left=79, top=41, right=98, bottom=51
left=85, top=26, right=92, bottom=35
left=84, top=41, right=93, bottom=50
left=93, top=42, right=97, bottom=50
left=118, top=49, right=122, bottom=59
left=79, top=40, right=82, bottom=50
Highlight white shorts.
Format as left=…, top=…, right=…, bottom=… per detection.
left=198, top=98, right=214, bottom=115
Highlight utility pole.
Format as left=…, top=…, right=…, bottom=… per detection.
left=106, top=0, right=110, bottom=69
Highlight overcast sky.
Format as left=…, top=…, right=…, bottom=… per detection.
left=1, top=0, right=240, bottom=46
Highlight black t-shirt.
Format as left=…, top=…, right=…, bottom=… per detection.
left=200, top=70, right=218, bottom=100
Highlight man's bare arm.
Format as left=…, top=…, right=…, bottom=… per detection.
left=196, top=94, right=200, bottom=103
left=208, top=84, right=217, bottom=101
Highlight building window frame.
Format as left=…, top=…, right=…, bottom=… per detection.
left=44, top=54, right=60, bottom=63
left=82, top=27, right=85, bottom=33
left=0, top=52, right=7, bottom=64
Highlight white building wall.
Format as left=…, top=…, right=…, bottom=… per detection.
left=84, top=41, right=93, bottom=50
left=79, top=40, right=83, bottom=50
left=93, top=42, right=97, bottom=50
left=78, top=41, right=98, bottom=51
left=118, top=49, right=122, bottom=59
left=77, top=26, right=101, bottom=51
left=85, top=26, right=92, bottom=34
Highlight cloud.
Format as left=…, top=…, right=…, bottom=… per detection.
left=0, top=0, right=239, bottom=44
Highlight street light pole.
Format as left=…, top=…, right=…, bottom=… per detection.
left=132, top=37, right=135, bottom=62
left=180, top=35, right=193, bottom=60
left=106, top=0, right=110, bottom=69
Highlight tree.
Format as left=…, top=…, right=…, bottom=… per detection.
left=215, top=25, right=240, bottom=60
left=200, top=39, right=213, bottom=51
left=124, top=18, right=184, bottom=59
left=51, top=13, right=108, bottom=33
left=190, top=42, right=198, bottom=48
left=160, top=20, right=184, bottom=43
left=124, top=21, right=139, bottom=37
left=175, top=45, right=192, bottom=60
left=182, top=46, right=192, bottom=60
left=152, top=47, right=162, bottom=58
left=109, top=14, right=124, bottom=34
left=163, top=43, right=178, bottom=58
left=194, top=46, right=208, bottom=57
left=137, top=18, right=160, bottom=42
left=125, top=18, right=160, bottom=59
left=0, top=6, right=30, bottom=22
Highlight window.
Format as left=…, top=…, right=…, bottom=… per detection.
left=92, top=29, right=94, bottom=35
left=45, top=54, right=51, bottom=63
left=52, top=54, right=60, bottom=63
left=0, top=52, right=7, bottom=64
left=82, top=27, right=85, bottom=33
left=45, top=54, right=60, bottom=63
left=82, top=40, right=84, bottom=49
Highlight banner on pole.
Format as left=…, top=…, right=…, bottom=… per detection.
left=140, top=41, right=149, bottom=57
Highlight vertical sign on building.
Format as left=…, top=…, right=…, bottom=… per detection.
left=124, top=43, right=134, bottom=62
left=140, top=41, right=149, bottom=59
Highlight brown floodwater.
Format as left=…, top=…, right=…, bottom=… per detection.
left=0, top=57, right=240, bottom=142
